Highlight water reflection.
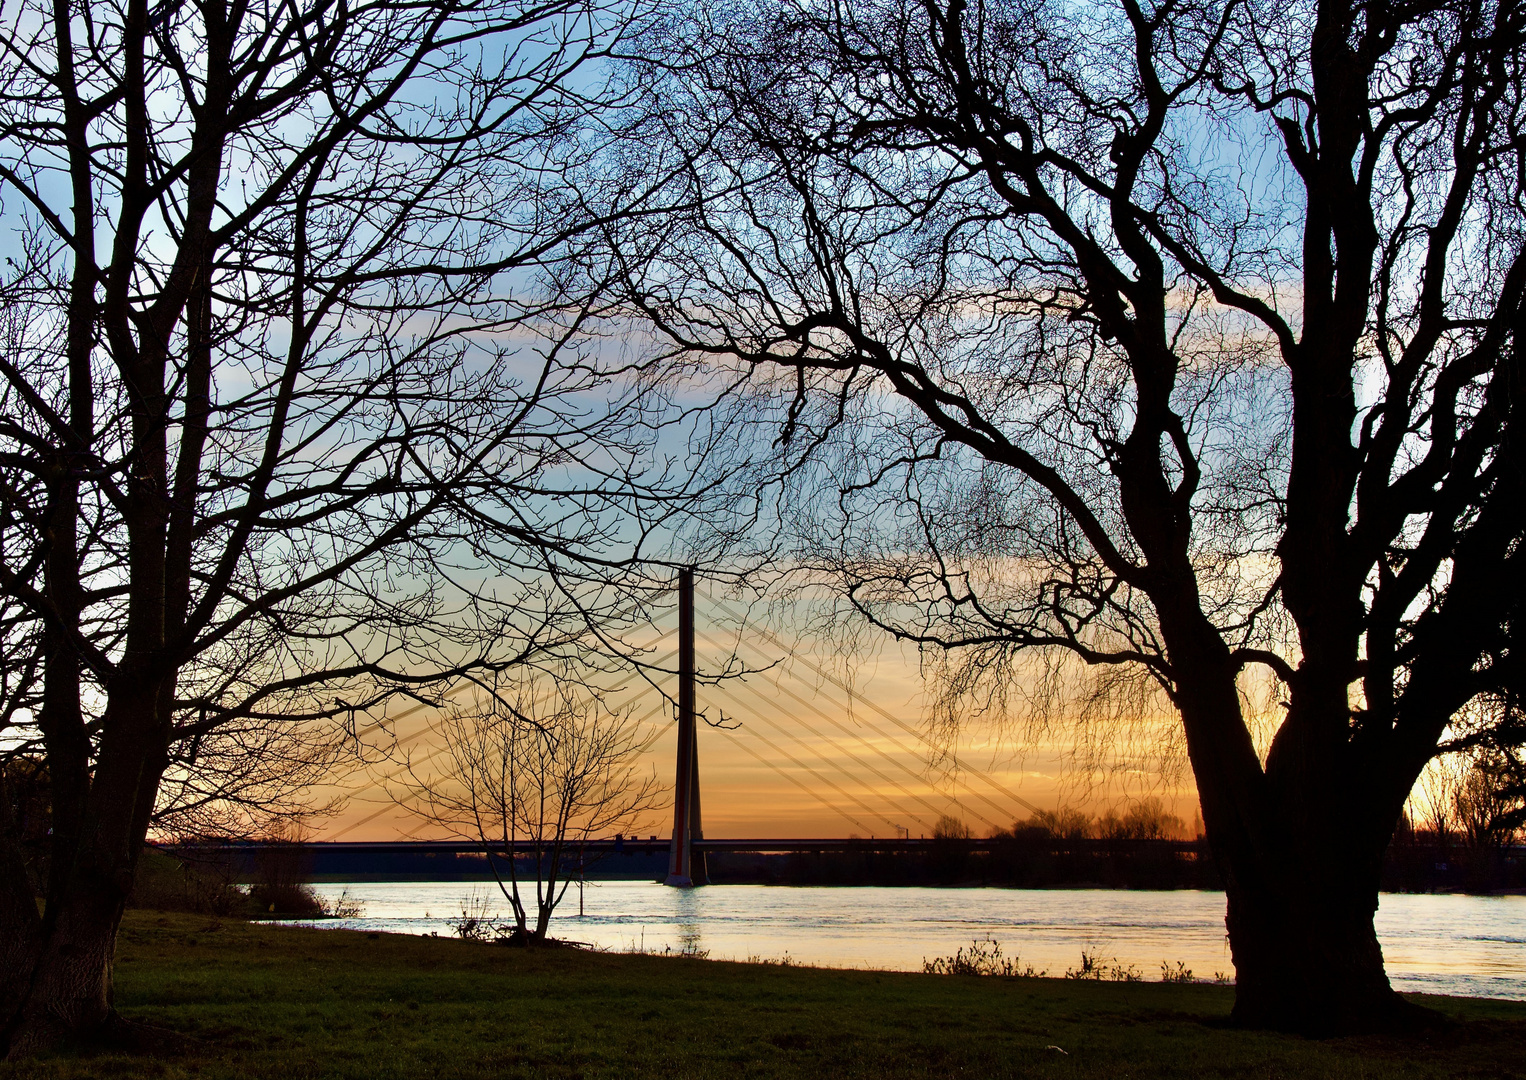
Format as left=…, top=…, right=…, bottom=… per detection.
left=302, top=882, right=1526, bottom=1001
left=673, top=888, right=704, bottom=956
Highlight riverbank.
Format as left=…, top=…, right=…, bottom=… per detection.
left=3, top=911, right=1523, bottom=1079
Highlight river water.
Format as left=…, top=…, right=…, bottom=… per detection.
left=304, top=882, right=1526, bottom=1001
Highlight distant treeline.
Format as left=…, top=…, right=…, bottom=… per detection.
left=706, top=837, right=1220, bottom=890
left=710, top=801, right=1218, bottom=889
left=710, top=802, right=1526, bottom=892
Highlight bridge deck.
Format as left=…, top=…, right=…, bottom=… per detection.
left=169, top=837, right=1205, bottom=856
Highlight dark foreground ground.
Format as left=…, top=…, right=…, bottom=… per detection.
left=3, top=912, right=1524, bottom=1079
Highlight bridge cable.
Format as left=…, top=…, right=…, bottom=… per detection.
left=705, top=668, right=938, bottom=832
left=717, top=722, right=881, bottom=836
left=704, top=677, right=908, bottom=835
left=327, top=689, right=677, bottom=843
left=704, top=630, right=1003, bottom=833
left=698, top=603, right=1025, bottom=827
left=702, top=594, right=1044, bottom=820
left=338, top=648, right=679, bottom=799
left=698, top=634, right=951, bottom=830
left=720, top=735, right=877, bottom=836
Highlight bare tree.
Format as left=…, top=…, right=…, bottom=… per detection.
left=1443, top=694, right=1526, bottom=844
left=395, top=665, right=666, bottom=942
left=1026, top=807, right=1093, bottom=843
left=1413, top=756, right=1461, bottom=845
left=0, top=0, right=695, bottom=1055
left=1096, top=798, right=1188, bottom=842
left=1452, top=749, right=1525, bottom=849
left=589, top=0, right=1526, bottom=1032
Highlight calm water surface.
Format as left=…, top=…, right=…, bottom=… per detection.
left=305, top=882, right=1526, bottom=1001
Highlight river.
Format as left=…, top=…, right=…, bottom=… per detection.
left=303, top=882, right=1526, bottom=1000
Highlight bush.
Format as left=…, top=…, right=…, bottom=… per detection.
left=449, top=891, right=503, bottom=941
left=247, top=837, right=327, bottom=916
left=923, top=939, right=1043, bottom=978
left=249, top=880, right=328, bottom=917
left=1064, top=950, right=1142, bottom=982
left=129, top=849, right=245, bottom=915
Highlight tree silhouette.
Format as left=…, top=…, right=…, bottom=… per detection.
left=593, top=0, right=1526, bottom=1032
left=394, top=663, right=665, bottom=942
left=0, top=0, right=687, bottom=1055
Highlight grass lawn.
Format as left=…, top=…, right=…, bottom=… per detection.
left=3, top=910, right=1524, bottom=1079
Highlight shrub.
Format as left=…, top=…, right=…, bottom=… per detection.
left=129, top=849, right=245, bottom=915
left=923, top=938, right=1044, bottom=977
left=1064, top=950, right=1142, bottom=982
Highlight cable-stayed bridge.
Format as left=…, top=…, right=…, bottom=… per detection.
left=314, top=570, right=1053, bottom=885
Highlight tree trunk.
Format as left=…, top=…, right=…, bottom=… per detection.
left=1223, top=845, right=1412, bottom=1033
left=1164, top=628, right=1427, bottom=1035
left=0, top=891, right=41, bottom=1035
left=4, top=677, right=168, bottom=1059
left=0, top=794, right=43, bottom=1036
left=4, top=873, right=129, bottom=1058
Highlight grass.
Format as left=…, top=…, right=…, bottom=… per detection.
left=3, top=910, right=1524, bottom=1079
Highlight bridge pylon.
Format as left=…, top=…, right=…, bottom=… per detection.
left=665, top=566, right=707, bottom=887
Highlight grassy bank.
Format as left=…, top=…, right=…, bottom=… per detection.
left=3, top=912, right=1524, bottom=1079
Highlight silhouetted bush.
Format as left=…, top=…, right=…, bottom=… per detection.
left=128, top=849, right=245, bottom=915
left=247, top=837, right=327, bottom=916
left=923, top=938, right=1044, bottom=977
